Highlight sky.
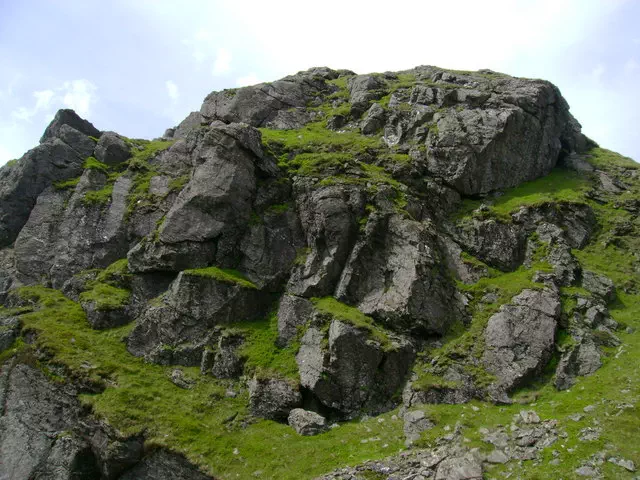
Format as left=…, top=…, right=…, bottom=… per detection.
left=0, top=0, right=638, bottom=165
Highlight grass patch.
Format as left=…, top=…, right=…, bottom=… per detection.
left=54, top=176, right=81, bottom=190
left=79, top=283, right=130, bottom=311
left=311, top=297, right=393, bottom=350
left=7, top=286, right=407, bottom=479
left=455, top=167, right=591, bottom=221
left=82, top=184, right=114, bottom=206
left=183, top=266, right=257, bottom=290
left=236, top=312, right=300, bottom=380
left=83, top=156, right=109, bottom=173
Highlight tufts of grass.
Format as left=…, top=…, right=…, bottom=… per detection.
left=7, top=286, right=407, bottom=479
left=79, top=282, right=130, bottom=311
left=83, top=156, right=109, bottom=173
left=54, top=176, right=81, bottom=190
left=82, top=184, right=114, bottom=206
left=311, top=297, right=393, bottom=350
left=455, top=167, right=591, bottom=221
left=183, top=266, right=257, bottom=290
left=236, top=312, right=300, bottom=380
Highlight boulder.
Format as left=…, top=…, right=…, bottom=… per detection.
left=403, top=410, right=435, bottom=445
left=555, top=339, right=602, bottom=390
left=248, top=377, right=302, bottom=421
left=276, top=294, right=314, bottom=346
left=94, top=131, right=131, bottom=166
left=296, top=320, right=414, bottom=416
left=582, top=271, right=616, bottom=302
left=288, top=408, right=328, bottom=436
left=210, top=332, right=244, bottom=379
left=435, top=453, right=483, bottom=480
left=361, top=102, right=386, bottom=135
left=483, top=289, right=560, bottom=393
left=127, top=270, right=268, bottom=363
left=119, top=450, right=213, bottom=480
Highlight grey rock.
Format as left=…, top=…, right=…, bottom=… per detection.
left=454, top=218, right=527, bottom=271
left=0, top=362, right=142, bottom=480
left=361, top=103, right=386, bottom=135
left=0, top=137, right=86, bottom=247
left=336, top=213, right=460, bottom=335
left=575, top=466, right=599, bottom=477
left=486, top=449, right=509, bottom=464
left=288, top=408, right=328, bottom=436
left=40, top=108, right=100, bottom=143
left=348, top=74, right=387, bottom=117
left=94, top=131, right=131, bottom=166
left=210, top=332, right=244, bottom=379
left=127, top=271, right=267, bottom=362
left=518, top=410, right=541, bottom=424
left=555, top=339, right=602, bottom=390
left=119, top=450, right=213, bottom=480
left=0, top=317, right=19, bottom=353
left=403, top=410, right=435, bottom=445
left=49, top=173, right=132, bottom=287
left=608, top=457, right=636, bottom=472
left=483, top=289, right=560, bottom=393
left=248, top=376, right=302, bottom=421
left=277, top=294, right=314, bottom=346
left=435, top=453, right=483, bottom=480
left=582, top=271, right=616, bottom=302
left=201, top=69, right=333, bottom=127
left=14, top=188, right=71, bottom=284
left=296, top=320, right=413, bottom=416
left=57, top=124, right=97, bottom=158
left=172, top=111, right=206, bottom=139
left=81, top=300, right=132, bottom=330
left=169, top=369, right=195, bottom=389
left=287, top=184, right=365, bottom=297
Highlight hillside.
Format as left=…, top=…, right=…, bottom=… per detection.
left=0, top=66, right=638, bottom=479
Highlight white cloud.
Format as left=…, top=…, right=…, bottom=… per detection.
left=212, top=47, right=232, bottom=76
left=166, top=80, right=180, bottom=102
left=11, top=89, right=55, bottom=121
left=624, top=58, right=639, bottom=73
left=61, top=79, right=97, bottom=116
left=236, top=73, right=260, bottom=87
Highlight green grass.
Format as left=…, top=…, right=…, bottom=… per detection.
left=260, top=122, right=380, bottom=155
left=311, top=297, right=393, bottom=350
left=83, top=156, right=109, bottom=173
left=82, top=184, right=114, bottom=206
left=7, top=286, right=408, bottom=479
left=54, top=176, right=81, bottom=190
left=183, top=266, right=257, bottom=289
left=236, top=312, right=300, bottom=380
left=79, top=282, right=130, bottom=311
left=455, top=167, right=591, bottom=221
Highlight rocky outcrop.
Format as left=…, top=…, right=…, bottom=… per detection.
left=483, top=289, right=560, bottom=394
left=127, top=270, right=269, bottom=363
left=248, top=376, right=302, bottom=421
left=296, top=320, right=414, bottom=416
left=336, top=213, right=461, bottom=334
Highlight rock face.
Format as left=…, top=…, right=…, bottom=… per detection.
left=483, top=289, right=560, bottom=394
left=0, top=64, right=616, bottom=479
left=296, top=320, right=414, bottom=416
